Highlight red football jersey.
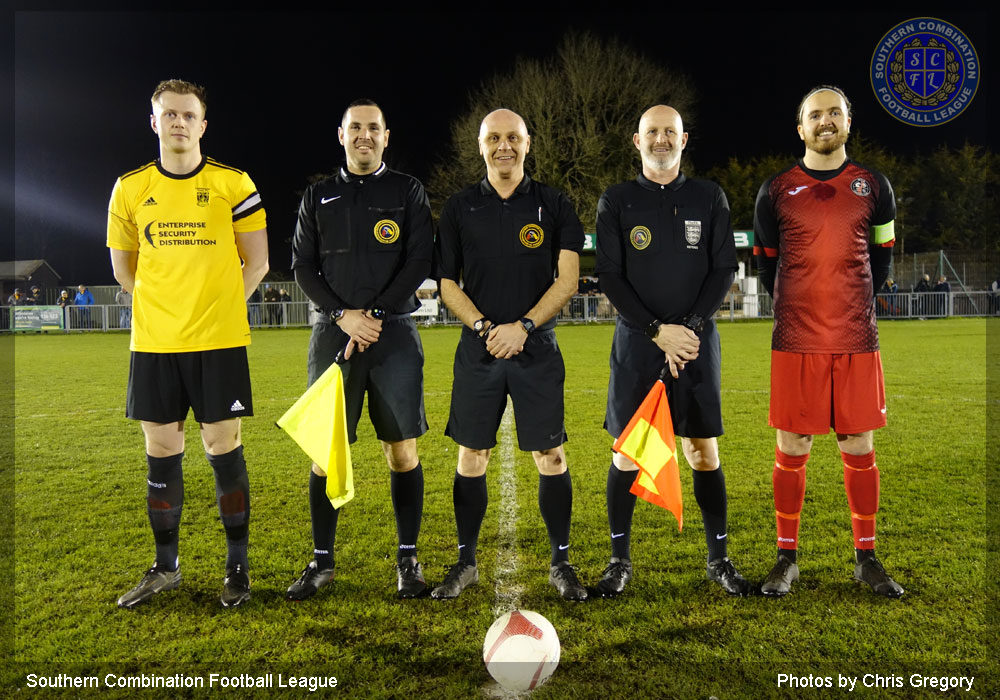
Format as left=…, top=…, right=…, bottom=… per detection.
left=754, top=160, right=895, bottom=353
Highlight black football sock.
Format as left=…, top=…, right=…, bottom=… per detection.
left=391, top=463, right=424, bottom=563
left=778, top=548, right=798, bottom=563
left=309, top=471, right=338, bottom=570
left=538, top=471, right=573, bottom=566
left=146, top=452, right=184, bottom=571
left=606, top=463, right=638, bottom=560
left=692, top=466, right=729, bottom=562
left=453, top=472, right=487, bottom=565
left=207, top=446, right=250, bottom=571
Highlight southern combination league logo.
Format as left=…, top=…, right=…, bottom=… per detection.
left=870, top=18, right=979, bottom=126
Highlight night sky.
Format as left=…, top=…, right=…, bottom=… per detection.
left=10, top=10, right=992, bottom=287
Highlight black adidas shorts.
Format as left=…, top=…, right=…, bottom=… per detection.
left=127, top=346, right=253, bottom=424
left=307, top=315, right=428, bottom=444
left=604, top=318, right=723, bottom=440
left=445, top=327, right=566, bottom=452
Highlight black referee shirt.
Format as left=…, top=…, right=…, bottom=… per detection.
left=436, top=175, right=584, bottom=331
left=596, top=173, right=737, bottom=327
left=292, top=163, right=433, bottom=315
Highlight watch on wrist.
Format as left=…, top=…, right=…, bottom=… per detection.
left=368, top=307, right=386, bottom=321
left=682, top=313, right=705, bottom=333
left=473, top=317, right=490, bottom=335
left=330, top=308, right=345, bottom=323
left=645, top=320, right=662, bottom=339
left=519, top=317, right=535, bottom=335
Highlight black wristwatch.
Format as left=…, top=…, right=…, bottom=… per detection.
left=645, top=319, right=662, bottom=339
left=519, top=317, right=535, bottom=335
left=368, top=307, right=387, bottom=321
left=473, top=317, right=491, bottom=336
left=329, top=308, right=345, bottom=323
left=681, top=313, right=705, bottom=333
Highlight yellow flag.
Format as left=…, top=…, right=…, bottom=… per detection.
left=277, top=362, right=354, bottom=508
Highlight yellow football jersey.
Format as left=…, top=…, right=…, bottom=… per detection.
left=107, top=157, right=266, bottom=352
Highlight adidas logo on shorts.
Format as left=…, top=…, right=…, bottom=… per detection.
left=230, top=400, right=245, bottom=412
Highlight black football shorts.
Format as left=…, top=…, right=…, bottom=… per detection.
left=307, top=315, right=428, bottom=444
left=446, top=327, right=566, bottom=451
left=127, top=346, right=253, bottom=424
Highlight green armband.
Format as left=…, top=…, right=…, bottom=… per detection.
left=871, top=220, right=895, bottom=245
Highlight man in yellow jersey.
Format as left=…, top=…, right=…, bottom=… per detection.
left=107, top=79, right=269, bottom=609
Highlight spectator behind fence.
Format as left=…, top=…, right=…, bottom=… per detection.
left=277, top=288, right=290, bottom=325
left=75, top=284, right=95, bottom=328
left=248, top=286, right=262, bottom=328
left=57, top=289, right=72, bottom=327
left=27, top=285, right=42, bottom=305
left=913, top=273, right=931, bottom=318
left=116, top=286, right=132, bottom=329
left=7, top=288, right=24, bottom=306
left=263, top=284, right=280, bottom=326
left=933, top=275, right=951, bottom=317
left=878, top=278, right=899, bottom=316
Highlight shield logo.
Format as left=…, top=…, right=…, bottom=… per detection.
left=196, top=189, right=210, bottom=207
left=684, top=221, right=702, bottom=247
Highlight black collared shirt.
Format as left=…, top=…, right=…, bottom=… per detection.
left=292, top=163, right=433, bottom=315
left=596, top=172, right=737, bottom=327
left=436, top=175, right=584, bottom=330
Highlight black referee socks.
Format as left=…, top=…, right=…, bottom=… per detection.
left=146, top=452, right=184, bottom=571
left=692, top=466, right=729, bottom=562
left=606, top=463, right=638, bottom=560
left=453, top=472, right=487, bottom=565
left=207, top=446, right=250, bottom=571
left=309, top=471, right=338, bottom=570
left=539, top=471, right=573, bottom=566
left=391, top=463, right=424, bottom=563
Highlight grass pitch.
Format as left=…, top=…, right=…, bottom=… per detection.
left=8, top=319, right=992, bottom=698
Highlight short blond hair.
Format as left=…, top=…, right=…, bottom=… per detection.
left=151, top=79, right=207, bottom=117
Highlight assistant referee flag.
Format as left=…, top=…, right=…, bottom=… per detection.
left=277, top=362, right=354, bottom=508
left=612, top=378, right=683, bottom=530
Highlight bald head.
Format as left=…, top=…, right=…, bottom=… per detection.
left=479, top=108, right=530, bottom=184
left=479, top=109, right=527, bottom=139
left=634, top=104, right=687, bottom=183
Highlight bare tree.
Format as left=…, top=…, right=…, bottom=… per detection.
left=427, top=31, right=695, bottom=225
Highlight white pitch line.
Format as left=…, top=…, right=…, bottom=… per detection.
left=492, top=399, right=522, bottom=618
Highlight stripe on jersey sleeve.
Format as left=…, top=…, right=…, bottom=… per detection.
left=232, top=192, right=263, bottom=221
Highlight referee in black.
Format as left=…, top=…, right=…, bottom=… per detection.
left=288, top=99, right=433, bottom=600
left=595, top=105, right=751, bottom=597
left=432, top=108, right=587, bottom=602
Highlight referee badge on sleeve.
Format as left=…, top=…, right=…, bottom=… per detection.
left=374, top=219, right=400, bottom=244
left=630, top=226, right=651, bottom=250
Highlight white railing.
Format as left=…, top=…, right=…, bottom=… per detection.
left=4, top=292, right=998, bottom=333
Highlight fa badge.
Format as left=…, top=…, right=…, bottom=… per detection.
left=630, top=226, right=651, bottom=250
left=374, top=219, right=400, bottom=244
left=684, top=221, right=702, bottom=249
left=871, top=18, right=979, bottom=126
left=851, top=178, right=872, bottom=197
left=196, top=188, right=210, bottom=207
left=519, top=224, right=544, bottom=249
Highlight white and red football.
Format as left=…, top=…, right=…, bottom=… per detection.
left=482, top=609, right=560, bottom=692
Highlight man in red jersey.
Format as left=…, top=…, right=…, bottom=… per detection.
left=753, top=86, right=903, bottom=598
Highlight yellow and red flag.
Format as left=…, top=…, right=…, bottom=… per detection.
left=277, top=362, right=354, bottom=509
left=612, top=379, right=683, bottom=530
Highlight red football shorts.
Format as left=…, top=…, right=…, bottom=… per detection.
left=769, top=350, right=886, bottom=435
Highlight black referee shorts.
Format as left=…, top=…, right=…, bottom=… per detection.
left=604, top=318, right=723, bottom=440
left=307, top=315, right=428, bottom=444
left=445, top=327, right=566, bottom=452
left=126, top=346, right=253, bottom=424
